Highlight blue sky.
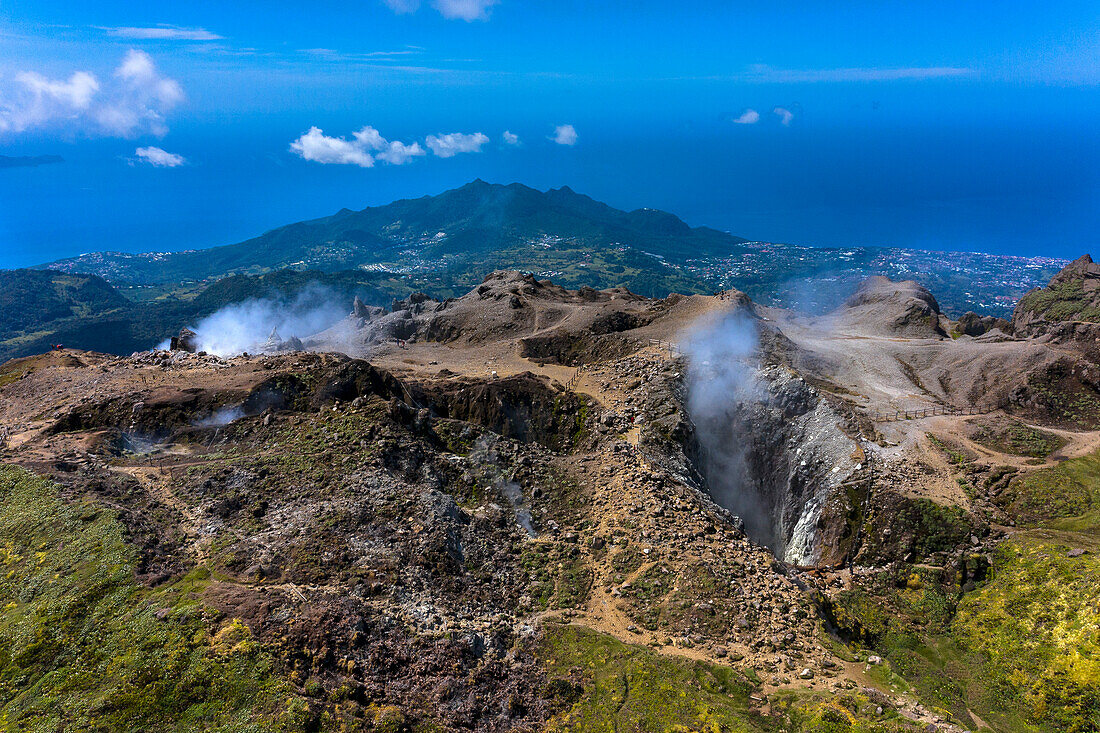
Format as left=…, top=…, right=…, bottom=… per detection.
left=0, top=1, right=1097, bottom=267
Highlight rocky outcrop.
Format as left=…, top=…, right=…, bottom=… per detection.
left=833, top=276, right=945, bottom=338
left=954, top=311, right=1013, bottom=337
left=414, top=371, right=590, bottom=452
left=315, top=270, right=684, bottom=361
left=1013, top=254, right=1100, bottom=337
left=169, top=327, right=198, bottom=352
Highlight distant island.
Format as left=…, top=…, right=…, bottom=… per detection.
left=0, top=154, right=64, bottom=169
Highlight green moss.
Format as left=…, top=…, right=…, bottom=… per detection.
left=771, top=690, right=925, bottom=732
left=830, top=449, right=1100, bottom=731
left=971, top=421, right=1067, bottom=459
left=0, top=465, right=312, bottom=732
left=538, top=623, right=763, bottom=732
left=861, top=497, right=973, bottom=564
left=539, top=625, right=926, bottom=732
left=1022, top=365, right=1100, bottom=429
left=954, top=540, right=1100, bottom=731
left=997, top=466, right=1093, bottom=526
left=431, top=418, right=481, bottom=455
left=1018, top=279, right=1100, bottom=324
left=824, top=575, right=1034, bottom=730
left=519, top=543, right=593, bottom=610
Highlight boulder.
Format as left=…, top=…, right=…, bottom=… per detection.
left=169, top=328, right=198, bottom=352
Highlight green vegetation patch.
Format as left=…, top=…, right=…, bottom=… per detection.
left=1022, top=363, right=1100, bottom=429
left=860, top=495, right=974, bottom=564
left=1018, top=278, right=1100, bottom=324
left=954, top=540, right=1100, bottom=731
left=823, top=566, right=1032, bottom=730
left=0, top=465, right=310, bottom=732
left=539, top=624, right=926, bottom=732
left=970, top=420, right=1067, bottom=459
left=538, top=623, right=763, bottom=732
left=519, top=543, right=593, bottom=610
left=926, top=433, right=974, bottom=466
left=771, top=689, right=928, bottom=733
left=997, top=464, right=1093, bottom=526
left=833, top=449, right=1100, bottom=731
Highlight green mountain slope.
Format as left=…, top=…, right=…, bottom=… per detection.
left=41, top=181, right=748, bottom=289
left=0, top=270, right=131, bottom=335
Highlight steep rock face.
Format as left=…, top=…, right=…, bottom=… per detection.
left=834, top=276, right=945, bottom=338
left=714, top=367, right=866, bottom=565
left=954, top=311, right=1013, bottom=337
left=1013, top=254, right=1100, bottom=336
left=413, top=372, right=590, bottom=452
left=682, top=355, right=866, bottom=565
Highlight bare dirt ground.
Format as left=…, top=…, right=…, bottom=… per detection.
left=764, top=307, right=1060, bottom=415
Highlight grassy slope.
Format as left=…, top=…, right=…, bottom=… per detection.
left=832, top=450, right=1100, bottom=732
left=953, top=451, right=1100, bottom=731
left=1017, top=279, right=1100, bottom=324
left=538, top=624, right=927, bottom=732
left=0, top=465, right=312, bottom=732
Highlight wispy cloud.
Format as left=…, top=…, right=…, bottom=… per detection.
left=737, top=64, right=974, bottom=83
left=0, top=50, right=183, bottom=137
left=550, top=124, right=577, bottom=145
left=733, top=109, right=760, bottom=124
left=382, top=0, right=421, bottom=13
left=289, top=126, right=425, bottom=167
left=382, top=0, right=499, bottom=21
left=433, top=0, right=499, bottom=21
left=425, top=131, right=490, bottom=157
left=502, top=130, right=520, bottom=146
left=299, top=47, right=422, bottom=61
left=100, top=25, right=223, bottom=41
left=772, top=106, right=794, bottom=125
left=134, top=146, right=185, bottom=167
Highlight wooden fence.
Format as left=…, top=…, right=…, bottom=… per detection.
left=871, top=402, right=1003, bottom=423
left=647, top=338, right=682, bottom=357
left=565, top=367, right=581, bottom=391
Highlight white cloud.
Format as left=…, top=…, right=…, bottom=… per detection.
left=382, top=0, right=421, bottom=13
left=0, top=50, right=183, bottom=137
left=733, top=109, right=760, bottom=124
left=425, top=131, right=490, bottom=157
left=374, top=138, right=426, bottom=164
left=101, top=25, right=222, bottom=41
left=383, top=0, right=498, bottom=20
left=502, top=130, right=520, bottom=146
left=289, top=125, right=425, bottom=167
left=433, top=0, right=498, bottom=20
left=134, top=145, right=185, bottom=167
left=773, top=106, right=794, bottom=125
left=738, top=64, right=973, bottom=83
left=290, top=127, right=376, bottom=167
left=550, top=124, right=577, bottom=146
left=15, top=71, right=99, bottom=111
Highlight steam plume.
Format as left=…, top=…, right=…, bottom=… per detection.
left=182, top=284, right=349, bottom=357
left=683, top=310, right=775, bottom=546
